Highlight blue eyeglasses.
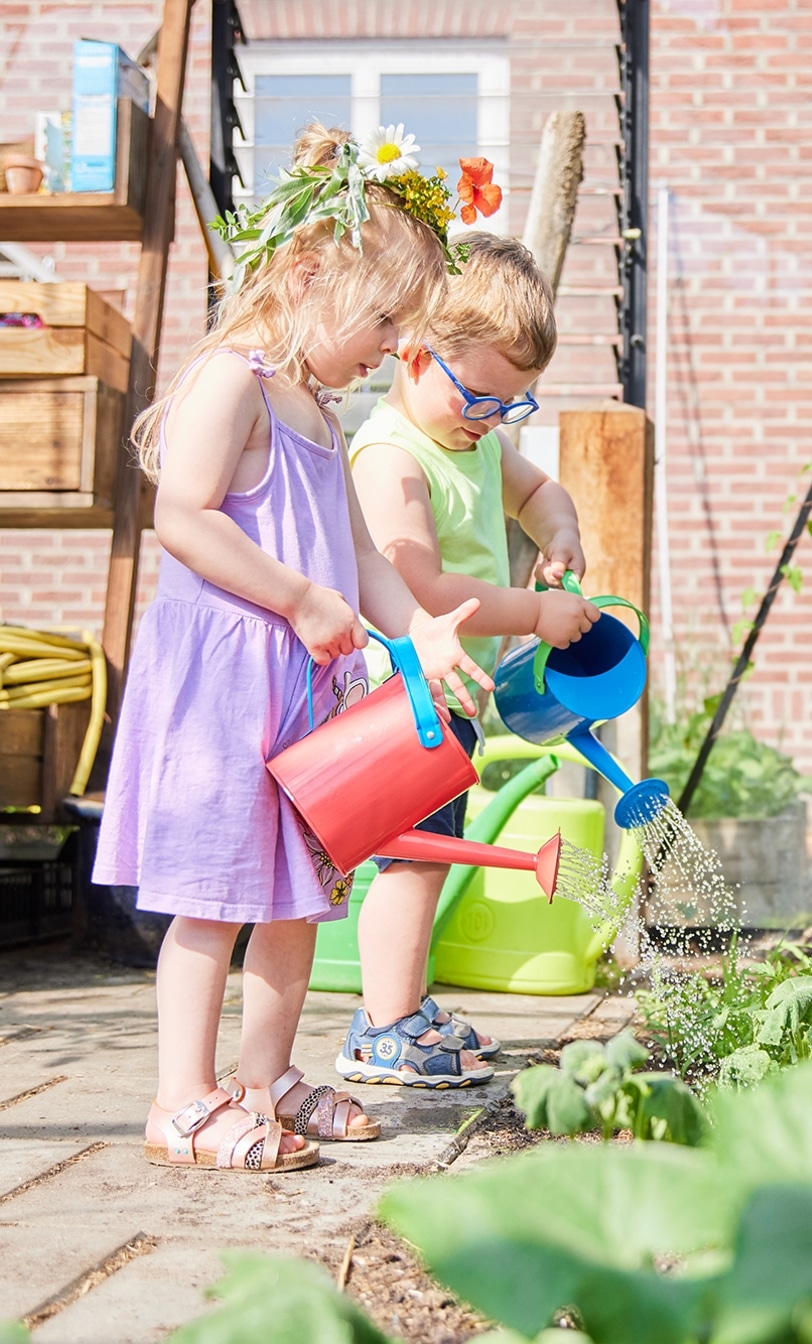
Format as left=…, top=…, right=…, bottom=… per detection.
left=427, top=347, right=539, bottom=425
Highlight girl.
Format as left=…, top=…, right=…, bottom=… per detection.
left=92, top=123, right=493, bottom=1173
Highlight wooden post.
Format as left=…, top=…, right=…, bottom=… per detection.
left=505, top=111, right=587, bottom=596
left=100, top=0, right=192, bottom=734
left=559, top=400, right=655, bottom=962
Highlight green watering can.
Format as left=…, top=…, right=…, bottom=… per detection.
left=309, top=734, right=642, bottom=996
left=431, top=735, right=643, bottom=996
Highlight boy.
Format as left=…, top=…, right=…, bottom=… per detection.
left=336, top=233, right=599, bottom=1088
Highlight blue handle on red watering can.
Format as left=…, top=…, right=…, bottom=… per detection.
left=533, top=571, right=650, bottom=695
left=305, top=630, right=443, bottom=749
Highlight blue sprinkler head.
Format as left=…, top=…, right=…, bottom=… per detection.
left=613, top=778, right=671, bottom=830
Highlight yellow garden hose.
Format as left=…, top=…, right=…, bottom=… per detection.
left=0, top=624, right=107, bottom=796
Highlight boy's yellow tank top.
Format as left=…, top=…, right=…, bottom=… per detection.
left=349, top=399, right=510, bottom=712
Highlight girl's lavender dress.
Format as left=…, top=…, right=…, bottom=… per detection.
left=92, top=351, right=368, bottom=924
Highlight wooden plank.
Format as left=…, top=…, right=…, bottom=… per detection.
left=0, top=387, right=84, bottom=489
left=0, top=282, right=131, bottom=358
left=0, top=756, right=42, bottom=808
left=0, top=376, right=124, bottom=500
left=0, top=328, right=127, bottom=388
left=0, top=709, right=44, bottom=754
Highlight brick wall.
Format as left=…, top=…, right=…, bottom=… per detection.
left=1, top=0, right=810, bottom=772
left=650, top=0, right=812, bottom=771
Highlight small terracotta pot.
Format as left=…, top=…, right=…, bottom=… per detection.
left=4, top=155, right=44, bottom=195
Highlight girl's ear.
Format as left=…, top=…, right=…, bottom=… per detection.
left=399, top=344, right=432, bottom=382
left=288, top=253, right=321, bottom=299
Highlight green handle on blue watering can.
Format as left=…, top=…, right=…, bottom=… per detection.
left=306, top=630, right=442, bottom=750
left=532, top=570, right=650, bottom=696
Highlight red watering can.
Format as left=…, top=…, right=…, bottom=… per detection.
left=267, top=632, right=562, bottom=898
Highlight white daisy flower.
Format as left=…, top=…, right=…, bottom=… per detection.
left=358, top=124, right=421, bottom=181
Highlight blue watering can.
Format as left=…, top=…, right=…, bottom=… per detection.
left=493, top=573, right=670, bottom=829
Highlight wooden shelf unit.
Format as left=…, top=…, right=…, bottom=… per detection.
left=0, top=101, right=147, bottom=242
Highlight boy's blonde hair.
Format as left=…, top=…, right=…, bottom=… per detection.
left=134, top=124, right=447, bottom=481
left=431, top=232, right=557, bottom=373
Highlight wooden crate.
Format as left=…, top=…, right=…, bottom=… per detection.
left=0, top=375, right=124, bottom=523
left=0, top=701, right=91, bottom=822
left=0, top=281, right=131, bottom=392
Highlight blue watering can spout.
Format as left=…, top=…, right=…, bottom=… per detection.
left=567, top=730, right=670, bottom=830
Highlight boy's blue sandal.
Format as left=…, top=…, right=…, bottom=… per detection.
left=420, top=994, right=502, bottom=1060
left=336, top=1007, right=495, bottom=1088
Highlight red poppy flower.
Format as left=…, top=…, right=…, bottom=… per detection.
left=457, top=157, right=503, bottom=224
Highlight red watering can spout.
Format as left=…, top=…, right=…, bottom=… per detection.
left=376, top=829, right=562, bottom=903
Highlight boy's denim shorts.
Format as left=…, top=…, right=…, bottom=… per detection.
left=372, top=712, right=479, bottom=872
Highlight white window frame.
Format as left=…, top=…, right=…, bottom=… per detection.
left=233, top=41, right=512, bottom=230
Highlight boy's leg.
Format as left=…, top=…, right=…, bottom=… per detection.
left=237, top=918, right=375, bottom=1133
left=358, top=860, right=448, bottom=1026
left=148, top=915, right=305, bottom=1156
left=356, top=861, right=490, bottom=1069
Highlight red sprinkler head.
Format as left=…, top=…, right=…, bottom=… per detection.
left=535, top=831, right=562, bottom=903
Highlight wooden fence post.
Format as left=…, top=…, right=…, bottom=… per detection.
left=559, top=400, right=655, bottom=960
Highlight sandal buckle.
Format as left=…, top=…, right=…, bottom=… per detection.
left=172, top=1098, right=211, bottom=1137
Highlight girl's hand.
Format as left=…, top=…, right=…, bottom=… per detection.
left=534, top=591, right=600, bottom=650
left=290, top=582, right=368, bottom=665
left=535, top=529, right=586, bottom=588
left=409, top=598, right=495, bottom=718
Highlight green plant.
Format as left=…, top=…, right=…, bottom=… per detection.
left=0, top=1325, right=29, bottom=1344
left=378, top=1063, right=812, bottom=1344
left=512, top=1031, right=707, bottom=1145
left=166, top=1252, right=394, bottom=1344
left=637, top=937, right=812, bottom=1086
left=648, top=698, right=803, bottom=819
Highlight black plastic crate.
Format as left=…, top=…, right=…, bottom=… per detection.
left=0, top=857, right=75, bottom=947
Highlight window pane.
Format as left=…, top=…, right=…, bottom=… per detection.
left=253, top=74, right=352, bottom=193
left=380, top=73, right=477, bottom=182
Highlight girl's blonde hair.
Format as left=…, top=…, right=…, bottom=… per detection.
left=431, top=232, right=557, bottom=373
left=134, top=123, right=448, bottom=481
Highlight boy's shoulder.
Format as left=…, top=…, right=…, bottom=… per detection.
left=348, top=397, right=419, bottom=462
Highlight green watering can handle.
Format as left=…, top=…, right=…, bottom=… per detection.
left=532, top=570, right=650, bottom=695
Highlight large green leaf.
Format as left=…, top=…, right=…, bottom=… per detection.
left=708, top=1061, right=812, bottom=1191
left=615, top=1073, right=709, bottom=1146
left=709, top=1185, right=812, bottom=1344
left=380, top=1145, right=732, bottom=1343
left=512, top=1066, right=594, bottom=1135
left=0, top=1326, right=29, bottom=1344
left=167, top=1253, right=395, bottom=1344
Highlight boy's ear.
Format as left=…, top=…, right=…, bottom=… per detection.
left=398, top=344, right=432, bottom=381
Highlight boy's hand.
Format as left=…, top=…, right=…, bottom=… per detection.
left=409, top=598, right=495, bottom=718
left=534, top=591, right=600, bottom=650
left=535, top=529, right=586, bottom=588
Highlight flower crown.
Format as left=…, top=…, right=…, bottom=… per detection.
left=211, top=124, right=502, bottom=286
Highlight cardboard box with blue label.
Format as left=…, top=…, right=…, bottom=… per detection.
left=71, top=41, right=149, bottom=193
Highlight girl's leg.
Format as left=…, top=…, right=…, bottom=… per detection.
left=147, top=915, right=304, bottom=1155
left=356, top=863, right=488, bottom=1069
left=236, top=918, right=373, bottom=1131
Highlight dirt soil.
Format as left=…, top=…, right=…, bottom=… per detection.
left=316, top=1096, right=553, bottom=1344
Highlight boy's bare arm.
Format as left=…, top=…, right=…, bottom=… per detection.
left=351, top=439, right=595, bottom=645
left=499, top=430, right=586, bottom=585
